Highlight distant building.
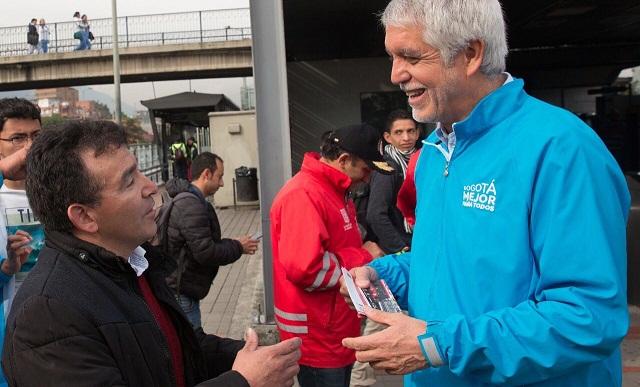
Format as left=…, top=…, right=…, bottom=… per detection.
left=76, top=100, right=101, bottom=119
left=36, top=88, right=79, bottom=117
left=135, top=110, right=153, bottom=133
left=241, top=85, right=255, bottom=110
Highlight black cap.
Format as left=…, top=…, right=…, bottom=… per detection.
left=329, top=124, right=394, bottom=174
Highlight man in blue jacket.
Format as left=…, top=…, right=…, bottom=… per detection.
left=341, top=0, right=631, bottom=386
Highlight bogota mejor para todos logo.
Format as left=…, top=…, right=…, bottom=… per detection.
left=462, top=180, right=496, bottom=212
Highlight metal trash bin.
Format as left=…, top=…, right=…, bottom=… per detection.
left=235, top=166, right=259, bottom=202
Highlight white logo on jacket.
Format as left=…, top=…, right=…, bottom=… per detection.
left=462, top=180, right=497, bottom=212
left=340, top=208, right=353, bottom=230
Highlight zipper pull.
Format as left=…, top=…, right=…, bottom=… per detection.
left=443, top=162, right=449, bottom=177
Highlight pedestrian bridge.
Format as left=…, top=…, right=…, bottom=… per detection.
left=0, top=40, right=252, bottom=91
left=0, top=8, right=252, bottom=91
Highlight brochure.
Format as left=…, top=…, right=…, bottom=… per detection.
left=341, top=267, right=401, bottom=314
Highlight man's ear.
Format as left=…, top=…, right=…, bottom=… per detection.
left=383, top=131, right=392, bottom=144
left=337, top=153, right=350, bottom=169
left=67, top=204, right=99, bottom=233
left=464, top=39, right=485, bottom=77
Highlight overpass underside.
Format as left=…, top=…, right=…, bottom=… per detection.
left=0, top=40, right=253, bottom=91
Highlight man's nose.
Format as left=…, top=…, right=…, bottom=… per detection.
left=390, top=58, right=410, bottom=85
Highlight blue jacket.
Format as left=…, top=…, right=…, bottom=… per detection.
left=370, top=78, right=630, bottom=386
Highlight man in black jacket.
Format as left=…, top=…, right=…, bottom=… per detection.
left=165, top=152, right=258, bottom=328
left=2, top=120, right=300, bottom=387
left=366, top=109, right=420, bottom=254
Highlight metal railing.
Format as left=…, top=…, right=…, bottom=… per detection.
left=129, top=143, right=163, bottom=184
left=0, top=8, right=251, bottom=56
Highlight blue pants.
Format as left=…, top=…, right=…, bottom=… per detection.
left=297, top=365, right=353, bottom=387
left=39, top=40, right=49, bottom=53
left=175, top=294, right=201, bottom=329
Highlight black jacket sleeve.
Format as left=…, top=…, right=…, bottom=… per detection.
left=194, top=327, right=245, bottom=379
left=173, top=195, right=244, bottom=267
left=366, top=171, right=411, bottom=254
left=3, top=295, right=127, bottom=387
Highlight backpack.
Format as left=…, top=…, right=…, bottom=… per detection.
left=152, top=191, right=190, bottom=250
left=152, top=191, right=192, bottom=294
left=172, top=144, right=186, bottom=161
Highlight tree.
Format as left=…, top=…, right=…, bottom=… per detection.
left=42, top=114, right=65, bottom=127
left=93, top=102, right=112, bottom=120
left=121, top=114, right=152, bottom=143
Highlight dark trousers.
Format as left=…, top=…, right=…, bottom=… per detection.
left=297, top=364, right=353, bottom=387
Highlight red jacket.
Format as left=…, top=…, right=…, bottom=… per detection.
left=396, top=148, right=421, bottom=226
left=270, top=153, right=372, bottom=368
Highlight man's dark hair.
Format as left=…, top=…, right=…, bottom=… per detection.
left=30, top=18, right=37, bottom=23
left=192, top=152, right=223, bottom=180
left=384, top=109, right=414, bottom=133
left=26, top=120, right=128, bottom=232
left=0, top=98, right=41, bottom=132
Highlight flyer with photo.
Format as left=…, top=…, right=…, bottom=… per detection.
left=341, top=267, right=401, bottom=314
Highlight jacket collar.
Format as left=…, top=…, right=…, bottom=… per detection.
left=45, top=230, right=162, bottom=278
left=424, top=77, right=527, bottom=147
left=301, top=152, right=352, bottom=194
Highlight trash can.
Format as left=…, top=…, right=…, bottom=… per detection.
left=235, top=166, right=259, bottom=202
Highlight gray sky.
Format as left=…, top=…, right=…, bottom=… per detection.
left=3, top=0, right=251, bottom=112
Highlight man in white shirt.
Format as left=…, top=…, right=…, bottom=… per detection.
left=0, top=98, right=42, bottom=268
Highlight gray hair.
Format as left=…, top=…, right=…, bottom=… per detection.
left=381, top=0, right=508, bottom=76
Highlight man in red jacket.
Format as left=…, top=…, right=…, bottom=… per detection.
left=270, top=124, right=389, bottom=387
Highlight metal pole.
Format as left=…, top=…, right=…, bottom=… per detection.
left=249, top=0, right=292, bottom=324
left=112, top=0, right=122, bottom=124
left=199, top=11, right=203, bottom=43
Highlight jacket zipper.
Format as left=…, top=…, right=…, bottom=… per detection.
left=425, top=140, right=452, bottom=177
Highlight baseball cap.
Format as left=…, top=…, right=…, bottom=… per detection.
left=328, top=124, right=394, bottom=174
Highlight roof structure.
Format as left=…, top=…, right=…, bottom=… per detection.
left=141, top=91, right=239, bottom=127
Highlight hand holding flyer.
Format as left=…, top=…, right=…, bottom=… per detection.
left=341, top=267, right=401, bottom=314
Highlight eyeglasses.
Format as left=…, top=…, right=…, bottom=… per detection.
left=0, top=131, right=41, bottom=147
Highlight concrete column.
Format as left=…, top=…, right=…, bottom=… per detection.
left=249, top=0, right=291, bottom=323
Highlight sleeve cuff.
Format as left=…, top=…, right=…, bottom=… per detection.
left=418, top=323, right=446, bottom=367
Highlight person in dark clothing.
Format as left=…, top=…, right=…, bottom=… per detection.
left=171, top=136, right=189, bottom=180
left=366, top=109, right=419, bottom=254
left=2, top=120, right=300, bottom=387
left=26, top=19, right=39, bottom=54
left=165, top=152, right=258, bottom=328
left=186, top=137, right=199, bottom=181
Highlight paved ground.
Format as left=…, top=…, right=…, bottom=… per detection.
left=203, top=207, right=640, bottom=386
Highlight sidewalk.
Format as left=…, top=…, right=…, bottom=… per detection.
left=202, top=207, right=640, bottom=386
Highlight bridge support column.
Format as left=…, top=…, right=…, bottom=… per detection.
left=250, top=0, right=291, bottom=324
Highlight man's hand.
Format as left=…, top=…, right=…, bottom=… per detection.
left=0, top=147, right=28, bottom=181
left=232, top=328, right=301, bottom=387
left=342, top=307, right=428, bottom=375
left=236, top=236, right=259, bottom=255
left=2, top=230, right=32, bottom=276
left=339, top=266, right=379, bottom=310
left=363, top=241, right=384, bottom=259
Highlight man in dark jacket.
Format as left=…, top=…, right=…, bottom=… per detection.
left=366, top=109, right=419, bottom=254
left=2, top=120, right=300, bottom=387
left=165, top=152, right=258, bottom=328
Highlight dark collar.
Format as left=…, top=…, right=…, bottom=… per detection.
left=45, top=230, right=164, bottom=278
